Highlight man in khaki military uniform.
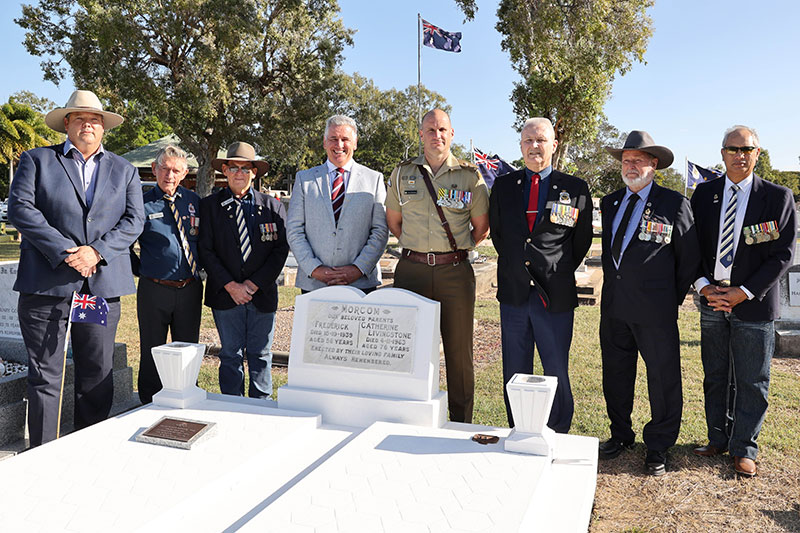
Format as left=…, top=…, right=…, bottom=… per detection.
left=386, top=109, right=490, bottom=423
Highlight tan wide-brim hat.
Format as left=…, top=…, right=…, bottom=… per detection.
left=211, top=142, right=269, bottom=178
left=44, top=90, right=124, bottom=133
left=605, top=130, right=674, bottom=170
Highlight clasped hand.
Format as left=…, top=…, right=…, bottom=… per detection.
left=65, top=246, right=100, bottom=277
left=701, top=285, right=747, bottom=312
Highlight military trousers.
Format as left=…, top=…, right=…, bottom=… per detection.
left=393, top=257, right=475, bottom=423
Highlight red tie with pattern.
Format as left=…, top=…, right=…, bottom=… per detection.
left=332, top=167, right=345, bottom=224
left=526, top=173, right=540, bottom=232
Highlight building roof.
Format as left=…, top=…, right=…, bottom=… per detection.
left=120, top=134, right=226, bottom=170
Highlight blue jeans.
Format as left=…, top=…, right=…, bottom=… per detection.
left=700, top=301, right=774, bottom=460
left=212, top=303, right=275, bottom=398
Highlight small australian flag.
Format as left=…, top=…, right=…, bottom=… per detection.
left=422, top=19, right=462, bottom=53
left=70, top=293, right=109, bottom=326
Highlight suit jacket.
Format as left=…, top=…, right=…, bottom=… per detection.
left=198, top=188, right=289, bottom=313
left=600, top=182, right=700, bottom=326
left=489, top=168, right=593, bottom=313
left=8, top=143, right=144, bottom=298
left=287, top=161, right=388, bottom=291
left=691, top=174, right=795, bottom=321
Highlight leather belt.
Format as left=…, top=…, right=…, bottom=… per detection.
left=147, top=277, right=195, bottom=289
left=401, top=249, right=468, bottom=266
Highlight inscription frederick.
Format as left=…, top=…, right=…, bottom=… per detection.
left=304, top=300, right=417, bottom=373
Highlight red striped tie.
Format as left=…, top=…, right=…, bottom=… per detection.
left=332, top=167, right=345, bottom=224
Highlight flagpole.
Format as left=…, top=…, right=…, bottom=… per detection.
left=417, top=13, right=422, bottom=155
left=684, top=156, right=688, bottom=196
left=470, top=139, right=475, bottom=164
left=57, top=291, right=78, bottom=439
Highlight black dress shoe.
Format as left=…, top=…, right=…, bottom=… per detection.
left=645, top=449, right=666, bottom=476
left=598, top=438, right=634, bottom=460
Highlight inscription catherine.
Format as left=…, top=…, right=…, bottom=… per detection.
left=304, top=300, right=417, bottom=373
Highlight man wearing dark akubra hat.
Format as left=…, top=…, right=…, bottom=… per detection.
left=690, top=125, right=795, bottom=477
left=198, top=142, right=288, bottom=398
left=597, top=131, right=700, bottom=476
left=8, top=90, right=144, bottom=446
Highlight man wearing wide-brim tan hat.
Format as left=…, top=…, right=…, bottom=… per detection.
left=595, top=130, right=700, bottom=477
left=199, top=141, right=288, bottom=399
left=7, top=89, right=144, bottom=447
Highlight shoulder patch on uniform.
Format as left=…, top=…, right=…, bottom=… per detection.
left=458, top=159, right=478, bottom=169
left=399, top=156, right=417, bottom=165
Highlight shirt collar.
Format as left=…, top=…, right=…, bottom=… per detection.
left=156, top=184, right=182, bottom=200
left=326, top=159, right=355, bottom=174
left=233, top=187, right=254, bottom=202
left=624, top=180, right=653, bottom=202
left=724, top=174, right=753, bottom=194
left=524, top=165, right=552, bottom=181
left=63, top=138, right=105, bottom=160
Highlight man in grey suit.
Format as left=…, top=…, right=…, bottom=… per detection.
left=287, top=115, right=389, bottom=293
left=8, top=90, right=144, bottom=447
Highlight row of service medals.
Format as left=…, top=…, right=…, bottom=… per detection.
left=639, top=219, right=673, bottom=244
left=744, top=221, right=779, bottom=245
left=187, top=203, right=199, bottom=236
left=260, top=222, right=278, bottom=241
left=436, top=187, right=472, bottom=209
left=551, top=191, right=579, bottom=227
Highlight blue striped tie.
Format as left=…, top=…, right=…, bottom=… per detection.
left=235, top=198, right=251, bottom=263
left=719, top=185, right=739, bottom=267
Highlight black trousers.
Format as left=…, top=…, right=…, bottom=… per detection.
left=19, top=292, right=121, bottom=447
left=599, top=314, right=683, bottom=451
left=136, top=277, right=203, bottom=403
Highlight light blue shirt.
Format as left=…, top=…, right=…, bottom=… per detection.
left=325, top=159, right=354, bottom=196
left=611, top=180, right=653, bottom=268
left=63, top=139, right=105, bottom=207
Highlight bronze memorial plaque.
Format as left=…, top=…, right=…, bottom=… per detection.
left=136, top=416, right=216, bottom=449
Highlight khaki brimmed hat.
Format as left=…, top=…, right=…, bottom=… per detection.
left=44, top=90, right=124, bottom=133
left=605, top=130, right=674, bottom=170
left=212, top=142, right=269, bottom=177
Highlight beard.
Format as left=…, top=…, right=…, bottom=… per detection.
left=622, top=172, right=654, bottom=190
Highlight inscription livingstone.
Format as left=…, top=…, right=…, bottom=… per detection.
left=304, top=300, right=417, bottom=373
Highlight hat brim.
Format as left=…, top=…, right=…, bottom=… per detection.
left=605, top=146, right=674, bottom=170
left=211, top=157, right=269, bottom=178
left=44, top=107, right=124, bottom=133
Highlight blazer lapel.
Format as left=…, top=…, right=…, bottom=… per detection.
left=602, top=188, right=626, bottom=252
left=55, top=145, right=87, bottom=208
left=314, top=164, right=337, bottom=225
left=88, top=154, right=113, bottom=213
left=735, top=174, right=767, bottom=263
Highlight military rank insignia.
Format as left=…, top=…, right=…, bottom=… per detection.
left=550, top=203, right=579, bottom=227
left=743, top=220, right=779, bottom=245
left=436, top=187, right=471, bottom=208
left=260, top=222, right=278, bottom=242
left=638, top=220, right=673, bottom=244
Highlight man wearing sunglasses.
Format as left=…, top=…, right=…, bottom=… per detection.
left=199, top=142, right=289, bottom=399
left=690, top=125, right=795, bottom=477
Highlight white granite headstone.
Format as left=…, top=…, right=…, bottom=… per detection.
left=279, top=286, right=447, bottom=427
left=0, top=261, right=21, bottom=340
left=778, top=266, right=800, bottom=322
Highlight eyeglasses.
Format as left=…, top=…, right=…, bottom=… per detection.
left=226, top=166, right=254, bottom=174
left=723, top=146, right=758, bottom=154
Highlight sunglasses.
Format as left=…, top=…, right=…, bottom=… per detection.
left=723, top=146, right=758, bottom=154
left=226, top=166, right=254, bottom=174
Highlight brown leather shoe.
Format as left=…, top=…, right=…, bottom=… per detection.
left=734, top=456, right=757, bottom=477
left=693, top=444, right=727, bottom=457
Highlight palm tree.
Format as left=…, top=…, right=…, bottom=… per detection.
left=0, top=101, right=61, bottom=196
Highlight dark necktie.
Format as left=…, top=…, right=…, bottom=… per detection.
left=611, top=193, right=640, bottom=264
left=235, top=195, right=252, bottom=263
left=719, top=184, right=739, bottom=267
left=331, top=167, right=345, bottom=224
left=163, top=194, right=197, bottom=276
left=526, top=173, right=540, bottom=232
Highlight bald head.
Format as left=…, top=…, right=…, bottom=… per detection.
left=420, top=109, right=454, bottom=164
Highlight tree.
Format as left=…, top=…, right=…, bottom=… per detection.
left=562, top=118, right=626, bottom=196
left=0, top=100, right=62, bottom=197
left=18, top=0, right=352, bottom=196
left=756, top=148, right=800, bottom=197
left=102, top=100, right=172, bottom=155
left=9, top=90, right=57, bottom=114
left=654, top=167, right=685, bottom=194
left=455, top=0, right=653, bottom=170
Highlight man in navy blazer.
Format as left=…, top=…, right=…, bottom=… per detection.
left=8, top=90, right=144, bottom=447
left=489, top=118, right=592, bottom=433
left=598, top=131, right=699, bottom=476
left=199, top=142, right=289, bottom=398
left=690, top=125, right=795, bottom=477
left=287, top=115, right=388, bottom=293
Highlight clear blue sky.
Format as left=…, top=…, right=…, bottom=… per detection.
left=3, top=0, right=798, bottom=173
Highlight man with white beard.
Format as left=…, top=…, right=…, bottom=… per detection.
left=596, top=131, right=700, bottom=476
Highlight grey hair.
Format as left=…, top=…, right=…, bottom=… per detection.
left=154, top=145, right=189, bottom=168
left=722, top=125, right=760, bottom=148
left=521, top=118, right=555, bottom=139
left=324, top=115, right=358, bottom=140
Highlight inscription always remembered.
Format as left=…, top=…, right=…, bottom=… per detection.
left=304, top=300, right=417, bottom=373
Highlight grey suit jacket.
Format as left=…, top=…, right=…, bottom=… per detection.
left=287, top=161, right=388, bottom=291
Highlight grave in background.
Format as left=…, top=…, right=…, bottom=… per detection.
left=776, top=264, right=800, bottom=356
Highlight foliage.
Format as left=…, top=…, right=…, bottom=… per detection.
left=756, top=148, right=800, bottom=197
left=18, top=0, right=353, bottom=197
left=456, top=0, right=653, bottom=169
left=0, top=99, right=62, bottom=197
left=654, top=167, right=685, bottom=194
left=9, top=90, right=57, bottom=114
left=562, top=118, right=626, bottom=196
left=103, top=100, right=173, bottom=155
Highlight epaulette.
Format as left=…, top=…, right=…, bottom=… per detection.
left=458, top=159, right=478, bottom=169
left=398, top=156, right=417, bottom=165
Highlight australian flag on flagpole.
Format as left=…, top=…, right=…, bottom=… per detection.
left=70, top=293, right=109, bottom=327
left=474, top=148, right=516, bottom=190
left=687, top=160, right=724, bottom=190
left=422, top=19, right=462, bottom=53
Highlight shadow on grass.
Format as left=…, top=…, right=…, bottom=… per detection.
left=760, top=503, right=800, bottom=532
left=597, top=442, right=740, bottom=478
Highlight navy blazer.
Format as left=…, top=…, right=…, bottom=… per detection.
left=600, top=182, right=700, bottom=326
left=8, top=143, right=144, bottom=298
left=490, top=168, right=593, bottom=312
left=691, top=174, right=795, bottom=321
left=198, top=188, right=289, bottom=313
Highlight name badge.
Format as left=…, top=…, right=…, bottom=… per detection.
left=148, top=212, right=164, bottom=220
